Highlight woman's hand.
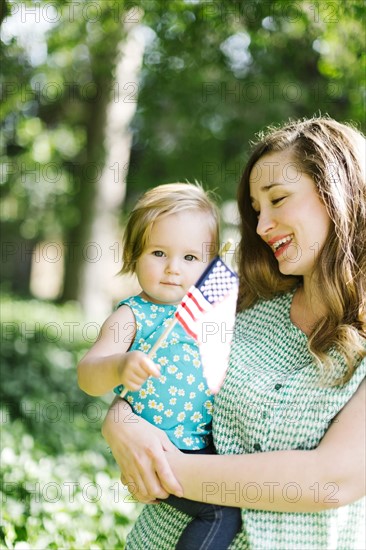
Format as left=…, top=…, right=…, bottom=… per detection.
left=102, top=397, right=183, bottom=503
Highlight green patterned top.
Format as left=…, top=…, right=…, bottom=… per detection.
left=126, top=291, right=366, bottom=549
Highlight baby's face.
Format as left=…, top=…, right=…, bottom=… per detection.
left=136, top=210, right=215, bottom=304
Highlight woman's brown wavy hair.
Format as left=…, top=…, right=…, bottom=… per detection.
left=237, top=116, right=366, bottom=384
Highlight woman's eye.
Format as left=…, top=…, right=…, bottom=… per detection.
left=272, top=197, right=285, bottom=205
left=152, top=250, right=164, bottom=257
left=184, top=254, right=197, bottom=262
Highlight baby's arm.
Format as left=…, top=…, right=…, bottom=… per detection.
left=77, top=305, right=160, bottom=396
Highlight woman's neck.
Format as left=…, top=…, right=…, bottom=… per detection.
left=290, top=281, right=327, bottom=336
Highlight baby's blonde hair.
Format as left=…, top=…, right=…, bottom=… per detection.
left=121, top=183, right=220, bottom=275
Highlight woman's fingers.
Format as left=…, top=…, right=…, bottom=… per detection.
left=146, top=446, right=183, bottom=497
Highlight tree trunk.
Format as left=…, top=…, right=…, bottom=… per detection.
left=66, top=11, right=146, bottom=323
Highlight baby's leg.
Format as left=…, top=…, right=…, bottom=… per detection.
left=165, top=495, right=241, bottom=550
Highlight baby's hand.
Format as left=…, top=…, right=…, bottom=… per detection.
left=119, top=351, right=160, bottom=391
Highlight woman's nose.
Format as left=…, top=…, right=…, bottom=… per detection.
left=256, top=208, right=276, bottom=238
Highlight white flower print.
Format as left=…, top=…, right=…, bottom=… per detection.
left=204, top=400, right=214, bottom=413
left=158, top=356, right=169, bottom=366
left=174, top=425, right=184, bottom=438
left=167, top=365, right=178, bottom=374
left=191, top=412, right=202, bottom=423
left=159, top=375, right=167, bottom=384
left=169, top=398, right=177, bottom=405
left=177, top=389, right=185, bottom=397
left=193, top=358, right=200, bottom=368
left=198, top=383, right=205, bottom=391
left=164, top=409, right=173, bottom=418
left=173, top=355, right=180, bottom=362
left=127, top=395, right=134, bottom=405
left=186, top=374, right=195, bottom=385
left=168, top=386, right=178, bottom=396
left=189, top=392, right=196, bottom=399
left=177, top=412, right=186, bottom=422
left=135, top=402, right=145, bottom=413
left=139, top=342, right=151, bottom=353
left=154, top=415, right=162, bottom=425
left=184, top=402, right=193, bottom=411
left=148, top=399, right=157, bottom=409
left=139, top=389, right=147, bottom=399
left=145, top=319, right=153, bottom=327
left=156, top=402, right=164, bottom=412
left=184, top=354, right=190, bottom=361
left=176, top=372, right=183, bottom=380
left=151, top=305, right=158, bottom=312
left=183, top=437, right=193, bottom=447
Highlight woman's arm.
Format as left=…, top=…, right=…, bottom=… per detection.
left=77, top=306, right=159, bottom=396
left=102, top=396, right=183, bottom=502
left=164, top=379, right=366, bottom=513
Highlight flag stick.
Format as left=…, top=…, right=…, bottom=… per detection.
left=219, top=239, right=233, bottom=257
left=119, top=241, right=232, bottom=399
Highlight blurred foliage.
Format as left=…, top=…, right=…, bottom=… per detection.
left=1, top=0, right=365, bottom=298
left=0, top=1, right=365, bottom=545
left=0, top=295, right=139, bottom=548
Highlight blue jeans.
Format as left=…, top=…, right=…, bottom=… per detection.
left=164, top=444, right=242, bottom=550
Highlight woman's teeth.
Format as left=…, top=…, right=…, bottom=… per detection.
left=272, top=235, right=292, bottom=251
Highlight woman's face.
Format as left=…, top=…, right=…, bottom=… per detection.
left=249, top=150, right=331, bottom=280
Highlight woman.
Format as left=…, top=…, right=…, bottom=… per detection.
left=102, top=117, right=365, bottom=549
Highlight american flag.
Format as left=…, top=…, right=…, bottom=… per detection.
left=175, top=256, right=239, bottom=393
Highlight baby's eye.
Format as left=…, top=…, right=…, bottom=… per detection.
left=184, top=254, right=197, bottom=262
left=152, top=250, right=165, bottom=257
